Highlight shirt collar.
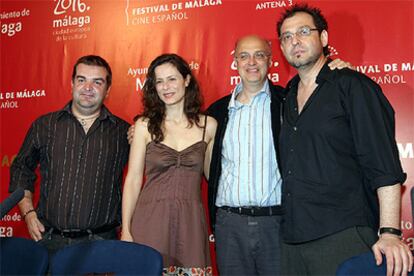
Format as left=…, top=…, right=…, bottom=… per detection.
left=287, top=59, right=335, bottom=95
left=57, top=101, right=116, bottom=123
left=315, top=59, right=336, bottom=85
left=228, top=80, right=270, bottom=109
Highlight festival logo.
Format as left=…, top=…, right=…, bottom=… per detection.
left=0, top=8, right=31, bottom=37
left=51, top=0, right=92, bottom=42
left=356, top=61, right=413, bottom=86
left=0, top=88, right=47, bottom=110
left=125, top=0, right=222, bottom=26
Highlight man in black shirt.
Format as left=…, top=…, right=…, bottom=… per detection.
left=9, top=55, right=130, bottom=255
left=276, top=3, right=412, bottom=275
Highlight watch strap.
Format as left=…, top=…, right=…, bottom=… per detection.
left=378, top=227, right=402, bottom=238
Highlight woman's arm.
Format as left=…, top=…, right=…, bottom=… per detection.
left=121, top=118, right=149, bottom=241
left=203, top=116, right=217, bottom=180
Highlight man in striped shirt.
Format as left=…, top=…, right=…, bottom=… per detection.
left=207, top=35, right=285, bottom=275
left=9, top=55, right=130, bottom=255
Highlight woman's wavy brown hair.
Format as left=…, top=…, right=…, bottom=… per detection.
left=142, top=53, right=203, bottom=142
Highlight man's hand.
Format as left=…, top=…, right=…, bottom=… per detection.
left=372, top=233, right=413, bottom=276
left=328, top=58, right=355, bottom=70
left=127, top=125, right=135, bottom=145
left=24, top=211, right=45, bottom=241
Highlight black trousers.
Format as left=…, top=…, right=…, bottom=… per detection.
left=281, top=226, right=377, bottom=275
left=215, top=208, right=282, bottom=276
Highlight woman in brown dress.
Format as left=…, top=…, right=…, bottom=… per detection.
left=121, top=54, right=216, bottom=275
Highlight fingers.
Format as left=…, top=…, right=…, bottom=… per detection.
left=339, top=62, right=351, bottom=69
left=127, top=125, right=135, bottom=145
left=400, top=248, right=409, bottom=276
left=376, top=238, right=413, bottom=276
left=121, top=232, right=133, bottom=242
left=372, top=245, right=384, bottom=266
left=26, top=215, right=44, bottom=241
left=37, top=219, right=45, bottom=233
left=28, top=223, right=42, bottom=241
left=400, top=244, right=413, bottom=276
left=328, top=59, right=354, bottom=70
left=384, top=250, right=398, bottom=276
left=328, top=59, right=339, bottom=69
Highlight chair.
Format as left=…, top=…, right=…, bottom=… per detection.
left=336, top=251, right=414, bottom=275
left=411, top=186, right=414, bottom=223
left=0, top=237, right=49, bottom=275
left=51, top=240, right=163, bottom=275
left=336, top=251, right=385, bottom=275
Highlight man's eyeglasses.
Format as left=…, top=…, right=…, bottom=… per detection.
left=279, top=26, right=319, bottom=44
left=235, top=51, right=270, bottom=62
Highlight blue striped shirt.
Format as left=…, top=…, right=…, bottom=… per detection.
left=216, top=81, right=282, bottom=207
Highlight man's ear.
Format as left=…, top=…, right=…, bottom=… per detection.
left=321, top=30, right=328, bottom=48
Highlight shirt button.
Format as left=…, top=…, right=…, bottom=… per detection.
left=290, top=148, right=294, bottom=152
left=288, top=170, right=292, bottom=175
left=293, top=126, right=297, bottom=131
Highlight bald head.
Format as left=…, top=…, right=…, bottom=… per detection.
left=235, top=35, right=271, bottom=55
left=233, top=35, right=273, bottom=89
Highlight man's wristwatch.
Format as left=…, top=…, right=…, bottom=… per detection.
left=378, top=227, right=402, bottom=238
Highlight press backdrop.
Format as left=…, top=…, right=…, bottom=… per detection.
left=1, top=0, right=413, bottom=270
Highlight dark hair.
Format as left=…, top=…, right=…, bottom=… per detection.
left=277, top=3, right=330, bottom=56
left=72, top=55, right=112, bottom=87
left=142, top=53, right=202, bottom=142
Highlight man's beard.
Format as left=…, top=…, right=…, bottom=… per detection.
left=289, top=53, right=319, bottom=69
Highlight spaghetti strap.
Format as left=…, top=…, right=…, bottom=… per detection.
left=202, top=115, right=207, bottom=142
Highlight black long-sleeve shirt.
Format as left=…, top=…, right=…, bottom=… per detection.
left=280, top=63, right=406, bottom=243
left=9, top=102, right=130, bottom=230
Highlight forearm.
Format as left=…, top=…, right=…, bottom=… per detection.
left=18, top=190, right=36, bottom=217
left=373, top=183, right=413, bottom=275
left=18, top=190, right=45, bottom=241
left=9, top=124, right=40, bottom=193
left=121, top=177, right=142, bottom=233
left=377, top=183, right=401, bottom=229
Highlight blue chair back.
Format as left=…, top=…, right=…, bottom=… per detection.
left=336, top=251, right=386, bottom=275
left=411, top=186, right=414, bottom=223
left=51, top=240, right=163, bottom=275
left=0, top=237, right=49, bottom=275
left=337, top=251, right=414, bottom=275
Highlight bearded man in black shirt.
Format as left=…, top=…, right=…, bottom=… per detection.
left=277, top=3, right=412, bottom=275
left=9, top=55, right=130, bottom=255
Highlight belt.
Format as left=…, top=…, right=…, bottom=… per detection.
left=47, top=222, right=118, bottom=238
left=220, top=205, right=282, bottom=216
